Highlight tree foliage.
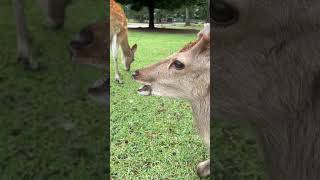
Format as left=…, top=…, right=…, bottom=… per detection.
left=117, top=0, right=185, bottom=11
left=116, top=0, right=208, bottom=28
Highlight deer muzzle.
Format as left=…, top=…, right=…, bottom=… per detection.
left=132, top=70, right=152, bottom=96
left=137, top=85, right=152, bottom=96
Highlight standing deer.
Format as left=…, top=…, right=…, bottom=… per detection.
left=132, top=24, right=210, bottom=177
left=110, top=0, right=137, bottom=83
left=13, top=0, right=71, bottom=70
left=212, top=0, right=320, bottom=179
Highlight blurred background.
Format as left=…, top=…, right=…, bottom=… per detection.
left=118, top=0, right=208, bottom=29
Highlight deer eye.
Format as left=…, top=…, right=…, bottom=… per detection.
left=172, top=60, right=185, bottom=70
left=212, top=1, right=238, bottom=26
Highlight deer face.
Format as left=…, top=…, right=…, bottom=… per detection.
left=123, top=44, right=137, bottom=71
left=133, top=33, right=209, bottom=101
left=212, top=0, right=320, bottom=44
left=212, top=0, right=278, bottom=120
left=212, top=0, right=320, bottom=121
left=69, top=22, right=109, bottom=69
left=38, top=0, right=71, bottom=29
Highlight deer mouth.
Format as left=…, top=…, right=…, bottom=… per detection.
left=137, top=85, right=152, bottom=96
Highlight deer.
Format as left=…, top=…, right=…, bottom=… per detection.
left=69, top=21, right=109, bottom=103
left=110, top=0, right=137, bottom=83
left=12, top=0, right=71, bottom=70
left=132, top=24, right=210, bottom=177
left=212, top=0, right=320, bottom=179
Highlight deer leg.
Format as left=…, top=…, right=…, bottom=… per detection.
left=111, top=35, right=122, bottom=83
left=12, top=0, right=39, bottom=70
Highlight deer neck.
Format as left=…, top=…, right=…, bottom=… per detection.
left=255, top=109, right=320, bottom=180
left=119, top=31, right=131, bottom=58
left=190, top=95, right=210, bottom=146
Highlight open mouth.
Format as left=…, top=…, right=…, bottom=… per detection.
left=137, top=85, right=152, bottom=96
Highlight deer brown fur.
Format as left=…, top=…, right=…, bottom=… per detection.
left=212, top=0, right=320, bottom=179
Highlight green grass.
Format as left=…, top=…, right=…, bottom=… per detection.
left=110, top=31, right=209, bottom=179
left=0, top=0, right=107, bottom=179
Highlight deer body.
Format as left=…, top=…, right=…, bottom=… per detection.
left=212, top=0, right=320, bottom=179
left=110, top=0, right=137, bottom=83
left=133, top=24, right=210, bottom=177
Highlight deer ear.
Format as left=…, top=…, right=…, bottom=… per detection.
left=197, top=23, right=210, bottom=38
left=191, top=36, right=209, bottom=54
left=131, top=44, right=138, bottom=53
left=202, top=33, right=210, bottom=42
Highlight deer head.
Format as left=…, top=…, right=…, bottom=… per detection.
left=212, top=0, right=320, bottom=125
left=122, top=43, right=137, bottom=71
left=132, top=25, right=210, bottom=101
left=69, top=22, right=109, bottom=70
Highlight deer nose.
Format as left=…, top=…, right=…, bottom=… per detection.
left=132, top=70, right=139, bottom=79
left=212, top=0, right=238, bottom=26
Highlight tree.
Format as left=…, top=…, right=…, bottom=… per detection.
left=184, top=0, right=208, bottom=23
left=147, top=0, right=155, bottom=28
left=117, top=0, right=186, bottom=28
left=185, top=7, right=191, bottom=26
left=116, top=0, right=208, bottom=28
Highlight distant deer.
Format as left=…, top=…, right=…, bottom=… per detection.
left=213, top=0, right=320, bottom=179
left=69, top=21, right=109, bottom=103
left=110, top=0, right=137, bottom=83
left=133, top=24, right=210, bottom=177
left=13, top=0, right=71, bottom=70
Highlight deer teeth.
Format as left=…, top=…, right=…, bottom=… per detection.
left=138, top=85, right=152, bottom=96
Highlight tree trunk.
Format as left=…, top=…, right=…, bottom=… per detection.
left=139, top=14, right=144, bottom=23
left=185, top=7, right=191, bottom=26
left=147, top=0, right=155, bottom=29
left=207, top=0, right=210, bottom=23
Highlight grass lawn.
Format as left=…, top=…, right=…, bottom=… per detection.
left=110, top=30, right=266, bottom=179
left=0, top=0, right=107, bottom=179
